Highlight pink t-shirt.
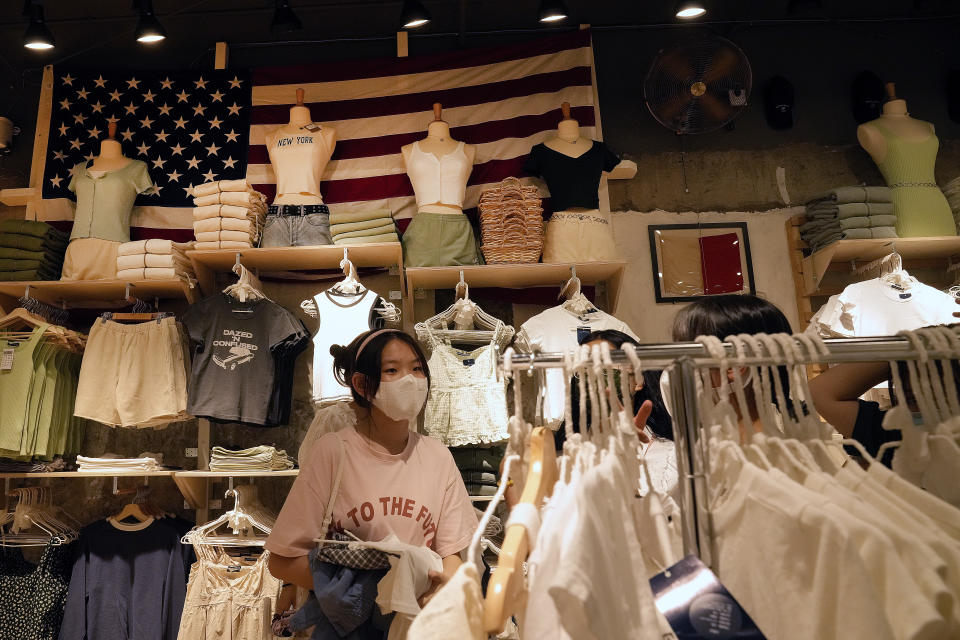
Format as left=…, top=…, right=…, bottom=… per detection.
left=266, top=426, right=478, bottom=559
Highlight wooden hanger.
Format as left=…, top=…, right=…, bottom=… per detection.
left=0, top=307, right=49, bottom=330
left=483, top=426, right=558, bottom=634
left=112, top=501, right=151, bottom=524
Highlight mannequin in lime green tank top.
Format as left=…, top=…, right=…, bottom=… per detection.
left=857, top=83, right=955, bottom=237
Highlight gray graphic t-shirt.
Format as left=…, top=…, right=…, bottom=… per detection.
left=183, top=294, right=307, bottom=426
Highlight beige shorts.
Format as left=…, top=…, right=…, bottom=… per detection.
left=542, top=210, right=619, bottom=263
left=74, top=316, right=191, bottom=428
left=61, top=237, right=120, bottom=280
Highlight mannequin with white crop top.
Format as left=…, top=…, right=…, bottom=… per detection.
left=401, top=103, right=481, bottom=266
left=261, top=89, right=338, bottom=247
left=524, top=102, right=621, bottom=263
left=857, top=83, right=955, bottom=237
left=62, top=122, right=154, bottom=280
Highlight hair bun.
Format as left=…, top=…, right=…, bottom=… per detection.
left=330, top=343, right=347, bottom=359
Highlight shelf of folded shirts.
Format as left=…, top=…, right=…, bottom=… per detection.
left=404, top=261, right=628, bottom=311
left=0, top=278, right=199, bottom=310
left=0, top=470, right=177, bottom=478
left=173, top=470, right=299, bottom=478
left=802, top=236, right=960, bottom=295
left=186, top=243, right=404, bottom=295
left=0, top=187, right=36, bottom=207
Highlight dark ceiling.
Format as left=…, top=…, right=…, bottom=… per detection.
left=0, top=0, right=957, bottom=76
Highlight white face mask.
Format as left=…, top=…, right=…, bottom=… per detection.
left=371, top=374, right=428, bottom=423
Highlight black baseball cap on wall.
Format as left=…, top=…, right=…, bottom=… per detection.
left=851, top=71, right=885, bottom=124
left=763, top=76, right=795, bottom=130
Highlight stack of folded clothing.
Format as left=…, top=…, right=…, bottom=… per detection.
left=116, top=239, right=196, bottom=281
left=191, top=179, right=267, bottom=250
left=0, top=219, right=69, bottom=281
left=77, top=452, right=162, bottom=472
left=330, top=209, right=399, bottom=245
left=209, top=445, right=295, bottom=472
left=800, top=186, right=897, bottom=252
left=944, top=176, right=960, bottom=233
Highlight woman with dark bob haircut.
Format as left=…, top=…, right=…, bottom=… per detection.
left=265, top=329, right=478, bottom=619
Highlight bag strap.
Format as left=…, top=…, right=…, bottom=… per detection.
left=319, top=435, right=346, bottom=547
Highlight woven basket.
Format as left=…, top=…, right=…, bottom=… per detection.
left=479, top=176, right=544, bottom=264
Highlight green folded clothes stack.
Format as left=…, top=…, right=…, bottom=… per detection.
left=0, top=219, right=68, bottom=281
left=799, top=187, right=898, bottom=253
left=329, top=210, right=399, bottom=245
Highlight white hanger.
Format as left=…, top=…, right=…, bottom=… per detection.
left=414, top=269, right=514, bottom=350
left=559, top=266, right=596, bottom=316
left=468, top=454, right=519, bottom=573
left=182, top=488, right=273, bottom=548
left=301, top=248, right=400, bottom=322
left=222, top=254, right=267, bottom=303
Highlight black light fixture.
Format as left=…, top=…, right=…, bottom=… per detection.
left=134, top=0, right=167, bottom=43
left=400, top=0, right=431, bottom=29
left=22, top=1, right=55, bottom=50
left=675, top=0, right=707, bottom=19
left=272, top=0, right=303, bottom=33
left=538, top=0, right=569, bottom=23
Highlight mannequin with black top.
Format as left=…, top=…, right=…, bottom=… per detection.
left=857, top=83, right=955, bottom=237
left=401, top=103, right=480, bottom=266
left=524, top=102, right=622, bottom=263
left=62, top=122, right=154, bottom=281
left=261, top=89, right=339, bottom=247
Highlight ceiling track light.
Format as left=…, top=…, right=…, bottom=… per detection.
left=675, top=0, right=707, bottom=19
left=272, top=0, right=303, bottom=34
left=400, top=0, right=431, bottom=29
left=134, top=0, right=167, bottom=44
left=538, top=0, right=569, bottom=23
left=22, top=1, right=55, bottom=51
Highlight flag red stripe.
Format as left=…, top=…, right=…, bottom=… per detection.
left=47, top=222, right=196, bottom=243
left=249, top=67, right=592, bottom=125
left=252, top=30, right=591, bottom=86
left=246, top=105, right=597, bottom=164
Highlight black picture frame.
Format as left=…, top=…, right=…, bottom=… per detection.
left=647, top=222, right=756, bottom=303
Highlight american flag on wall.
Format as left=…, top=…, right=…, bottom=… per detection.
left=40, top=70, right=252, bottom=241
left=248, top=29, right=600, bottom=230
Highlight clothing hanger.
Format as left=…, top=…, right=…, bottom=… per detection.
left=300, top=248, right=399, bottom=322
left=558, top=266, right=596, bottom=316
left=483, top=426, right=557, bottom=635
left=110, top=502, right=152, bottom=525
left=183, top=488, right=272, bottom=547
left=468, top=454, right=519, bottom=573
left=415, top=270, right=514, bottom=350
left=222, top=254, right=268, bottom=303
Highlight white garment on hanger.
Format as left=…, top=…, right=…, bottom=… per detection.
left=310, top=288, right=378, bottom=405
left=518, top=305, right=637, bottom=425
left=406, top=562, right=484, bottom=640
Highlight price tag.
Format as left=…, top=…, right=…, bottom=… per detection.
left=0, top=348, right=14, bottom=371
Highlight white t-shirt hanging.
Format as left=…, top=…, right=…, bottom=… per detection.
left=518, top=305, right=637, bottom=425
left=310, top=288, right=379, bottom=405
left=813, top=278, right=956, bottom=337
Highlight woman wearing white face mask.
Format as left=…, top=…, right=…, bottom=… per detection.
left=266, top=328, right=479, bottom=613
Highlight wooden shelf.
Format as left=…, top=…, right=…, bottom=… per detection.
left=0, top=187, right=36, bottom=207
left=186, top=243, right=404, bottom=295
left=0, top=278, right=199, bottom=310
left=405, top=261, right=627, bottom=310
left=802, top=237, right=960, bottom=295
left=0, top=470, right=176, bottom=479
left=174, top=470, right=299, bottom=478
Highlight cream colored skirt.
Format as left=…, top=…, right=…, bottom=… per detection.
left=542, top=209, right=619, bottom=263
left=61, top=237, right=120, bottom=280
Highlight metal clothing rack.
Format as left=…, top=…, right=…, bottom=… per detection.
left=500, top=334, right=959, bottom=568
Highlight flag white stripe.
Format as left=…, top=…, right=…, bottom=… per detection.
left=252, top=47, right=591, bottom=106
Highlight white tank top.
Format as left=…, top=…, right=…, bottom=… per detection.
left=267, top=128, right=330, bottom=201
left=406, top=141, right=472, bottom=209
left=311, top=288, right=378, bottom=404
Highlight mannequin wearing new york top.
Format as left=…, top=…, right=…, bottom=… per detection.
left=262, top=88, right=338, bottom=247
left=524, top=102, right=621, bottom=263
left=401, top=103, right=480, bottom=267
left=857, top=83, right=955, bottom=237
left=63, top=122, right=153, bottom=281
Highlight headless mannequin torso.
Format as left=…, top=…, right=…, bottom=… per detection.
left=544, top=103, right=594, bottom=159
left=90, top=123, right=132, bottom=173
left=857, top=89, right=935, bottom=164
left=266, top=88, right=337, bottom=206
left=401, top=103, right=476, bottom=215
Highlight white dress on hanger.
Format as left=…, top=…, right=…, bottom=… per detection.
left=310, top=288, right=378, bottom=405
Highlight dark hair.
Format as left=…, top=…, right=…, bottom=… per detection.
left=672, top=294, right=797, bottom=418
left=574, top=329, right=675, bottom=440
left=331, top=329, right=431, bottom=408
left=671, top=294, right=792, bottom=342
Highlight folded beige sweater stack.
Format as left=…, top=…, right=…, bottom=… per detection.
left=191, top=179, right=267, bottom=250
left=115, top=239, right=195, bottom=281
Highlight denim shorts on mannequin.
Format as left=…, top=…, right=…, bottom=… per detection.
left=260, top=204, right=332, bottom=247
